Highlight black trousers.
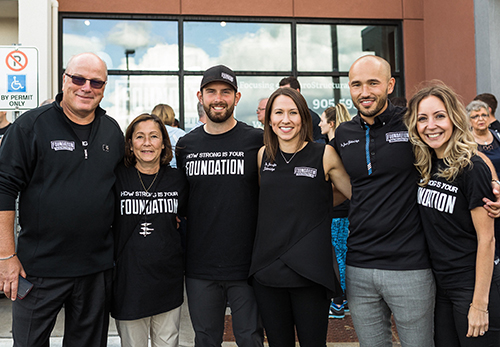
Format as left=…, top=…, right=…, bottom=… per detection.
left=434, top=280, right=500, bottom=347
left=12, top=269, right=112, bottom=347
left=252, top=279, right=330, bottom=347
left=185, top=277, right=264, bottom=347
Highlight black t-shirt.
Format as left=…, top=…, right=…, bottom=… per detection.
left=418, top=155, right=497, bottom=289
left=176, top=121, right=263, bottom=281
left=111, top=163, right=188, bottom=320
left=333, top=102, right=430, bottom=270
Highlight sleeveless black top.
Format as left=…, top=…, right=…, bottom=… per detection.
left=250, top=142, right=342, bottom=295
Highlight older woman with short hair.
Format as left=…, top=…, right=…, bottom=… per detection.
left=467, top=100, right=500, bottom=259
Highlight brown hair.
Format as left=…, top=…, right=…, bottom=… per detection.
left=151, top=104, right=175, bottom=126
left=124, top=113, right=173, bottom=167
left=263, top=87, right=313, bottom=163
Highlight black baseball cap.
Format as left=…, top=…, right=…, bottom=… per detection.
left=200, top=65, right=238, bottom=91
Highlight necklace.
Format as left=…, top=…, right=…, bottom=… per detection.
left=137, top=169, right=159, bottom=192
left=280, top=149, right=298, bottom=164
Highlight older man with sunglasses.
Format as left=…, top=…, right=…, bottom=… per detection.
left=0, top=52, right=124, bottom=346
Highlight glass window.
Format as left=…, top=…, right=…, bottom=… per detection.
left=62, top=17, right=403, bottom=132
left=101, top=75, right=179, bottom=129
left=337, top=25, right=399, bottom=72
left=297, top=24, right=333, bottom=72
left=63, top=19, right=178, bottom=71
left=298, top=76, right=357, bottom=117
left=184, top=21, right=292, bottom=71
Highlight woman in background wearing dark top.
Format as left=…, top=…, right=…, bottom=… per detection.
left=249, top=87, right=352, bottom=347
left=318, top=103, right=352, bottom=318
left=111, top=114, right=188, bottom=347
left=405, top=83, right=500, bottom=346
left=467, top=100, right=500, bottom=258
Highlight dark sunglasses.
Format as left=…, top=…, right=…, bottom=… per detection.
left=64, top=73, right=107, bottom=89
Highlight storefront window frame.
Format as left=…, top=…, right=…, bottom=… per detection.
left=59, top=13, right=404, bottom=129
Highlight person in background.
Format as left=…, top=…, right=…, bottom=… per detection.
left=173, top=118, right=181, bottom=128
left=467, top=99, right=500, bottom=258
left=189, top=101, right=207, bottom=132
left=151, top=104, right=186, bottom=168
left=279, top=76, right=325, bottom=143
left=0, top=111, right=11, bottom=146
left=250, top=87, right=351, bottom=346
left=405, top=82, right=500, bottom=346
left=256, top=98, right=268, bottom=126
left=474, top=93, right=499, bottom=132
left=318, top=103, right=352, bottom=318
left=40, top=99, right=55, bottom=106
left=112, top=113, right=187, bottom=347
left=390, top=96, right=407, bottom=108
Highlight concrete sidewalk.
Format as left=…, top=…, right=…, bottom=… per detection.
left=0, top=295, right=400, bottom=346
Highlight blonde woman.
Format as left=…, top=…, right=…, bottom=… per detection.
left=318, top=103, right=352, bottom=318
left=405, top=83, right=500, bottom=346
left=151, top=104, right=186, bottom=168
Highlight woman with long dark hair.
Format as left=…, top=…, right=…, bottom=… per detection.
left=250, top=87, right=351, bottom=346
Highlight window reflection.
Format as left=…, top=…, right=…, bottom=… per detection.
left=297, top=25, right=333, bottom=72
left=184, top=22, right=292, bottom=71
left=337, top=25, right=399, bottom=72
left=63, top=19, right=178, bottom=71
left=62, top=18, right=402, bottom=131
left=101, top=75, right=179, bottom=130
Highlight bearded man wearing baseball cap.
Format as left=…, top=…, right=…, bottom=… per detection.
left=176, top=65, right=264, bottom=347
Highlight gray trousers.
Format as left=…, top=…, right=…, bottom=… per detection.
left=185, top=277, right=263, bottom=347
left=346, top=265, right=436, bottom=347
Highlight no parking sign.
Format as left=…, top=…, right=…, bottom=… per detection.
left=0, top=46, right=39, bottom=110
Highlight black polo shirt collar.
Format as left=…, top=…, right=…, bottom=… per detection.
left=353, top=101, right=401, bottom=129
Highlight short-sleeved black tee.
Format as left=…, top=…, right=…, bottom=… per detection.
left=418, top=155, right=495, bottom=289
left=112, top=163, right=188, bottom=320
left=176, top=121, right=263, bottom=281
left=333, top=102, right=430, bottom=270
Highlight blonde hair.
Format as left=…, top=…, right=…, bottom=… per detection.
left=151, top=104, right=175, bottom=126
left=324, top=103, right=351, bottom=131
left=404, top=82, right=477, bottom=186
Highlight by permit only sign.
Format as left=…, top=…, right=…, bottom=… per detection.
left=0, top=46, right=39, bottom=110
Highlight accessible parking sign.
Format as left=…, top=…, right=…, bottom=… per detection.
left=0, top=46, right=39, bottom=110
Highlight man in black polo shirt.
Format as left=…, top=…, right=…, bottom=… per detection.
left=333, top=55, right=435, bottom=346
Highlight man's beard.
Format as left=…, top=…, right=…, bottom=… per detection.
left=354, top=93, right=388, bottom=118
left=204, top=102, right=235, bottom=123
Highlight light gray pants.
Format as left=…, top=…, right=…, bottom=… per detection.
left=346, top=266, right=436, bottom=347
left=115, top=306, right=181, bottom=347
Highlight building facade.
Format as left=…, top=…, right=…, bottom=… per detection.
left=1, top=0, right=498, bottom=129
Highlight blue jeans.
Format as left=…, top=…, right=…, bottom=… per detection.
left=346, top=266, right=436, bottom=347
